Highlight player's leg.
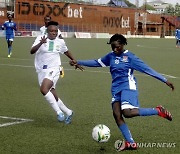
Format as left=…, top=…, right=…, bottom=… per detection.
left=40, top=78, right=64, bottom=121
left=8, top=40, right=13, bottom=55
left=123, top=107, right=172, bottom=121
left=176, top=39, right=178, bottom=47
left=178, top=39, right=180, bottom=47
left=112, top=101, right=135, bottom=143
left=51, top=88, right=73, bottom=124
left=121, top=90, right=172, bottom=121
left=38, top=70, right=65, bottom=121
left=6, top=38, right=10, bottom=57
left=51, top=69, right=73, bottom=124
left=112, top=101, right=137, bottom=151
left=6, top=36, right=13, bottom=57
left=50, top=88, right=72, bottom=116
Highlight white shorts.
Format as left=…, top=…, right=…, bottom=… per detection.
left=8, top=38, right=14, bottom=41
left=37, top=67, right=60, bottom=89
left=121, top=102, right=139, bottom=110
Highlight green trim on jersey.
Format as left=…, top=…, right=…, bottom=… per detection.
left=48, top=41, right=54, bottom=51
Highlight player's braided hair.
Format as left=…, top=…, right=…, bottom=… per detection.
left=107, top=33, right=127, bottom=45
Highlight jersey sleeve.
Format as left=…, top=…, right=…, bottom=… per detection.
left=2, top=22, right=6, bottom=29
left=77, top=60, right=101, bottom=67
left=59, top=39, right=68, bottom=54
left=77, top=53, right=110, bottom=67
left=58, top=29, right=62, bottom=35
left=130, top=54, right=167, bottom=83
left=40, top=27, right=43, bottom=35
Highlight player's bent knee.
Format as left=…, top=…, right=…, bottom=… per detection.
left=40, top=87, right=49, bottom=95
left=122, top=109, right=133, bottom=118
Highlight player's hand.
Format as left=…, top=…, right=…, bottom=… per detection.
left=166, top=81, right=174, bottom=91
left=69, top=60, right=84, bottom=71
left=75, top=64, right=84, bottom=71
left=40, top=36, right=47, bottom=44
left=69, top=60, right=77, bottom=66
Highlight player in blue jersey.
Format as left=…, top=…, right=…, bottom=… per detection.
left=2, top=14, right=17, bottom=58
left=70, top=34, right=174, bottom=151
left=175, top=28, right=180, bottom=48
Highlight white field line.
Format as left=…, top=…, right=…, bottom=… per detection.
left=0, top=116, right=33, bottom=128
left=0, top=63, right=34, bottom=68
left=1, top=57, right=32, bottom=61
left=161, top=73, right=177, bottom=79
left=136, top=44, right=177, bottom=50
left=0, top=57, right=68, bottom=63
left=0, top=63, right=179, bottom=79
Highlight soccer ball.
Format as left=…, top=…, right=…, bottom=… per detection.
left=92, top=124, right=110, bottom=143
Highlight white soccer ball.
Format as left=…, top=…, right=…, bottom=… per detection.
left=92, top=124, right=110, bottom=143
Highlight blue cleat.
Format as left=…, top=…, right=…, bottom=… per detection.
left=57, top=112, right=65, bottom=122
left=65, top=111, right=73, bottom=124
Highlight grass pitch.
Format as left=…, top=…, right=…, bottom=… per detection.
left=0, top=37, right=180, bottom=154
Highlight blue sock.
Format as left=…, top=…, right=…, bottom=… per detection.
left=8, top=46, right=12, bottom=55
left=139, top=108, right=158, bottom=116
left=119, top=123, right=134, bottom=143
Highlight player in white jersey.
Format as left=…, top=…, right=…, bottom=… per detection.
left=30, top=21, right=83, bottom=124
left=40, top=15, right=62, bottom=38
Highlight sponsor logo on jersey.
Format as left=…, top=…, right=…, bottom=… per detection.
left=121, top=56, right=128, bottom=62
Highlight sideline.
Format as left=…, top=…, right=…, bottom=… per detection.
left=0, top=63, right=178, bottom=79
left=0, top=116, right=33, bottom=128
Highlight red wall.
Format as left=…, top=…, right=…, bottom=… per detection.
left=0, top=0, right=175, bottom=36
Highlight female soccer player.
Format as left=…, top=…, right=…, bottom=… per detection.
left=30, top=21, right=83, bottom=124
left=70, top=34, right=174, bottom=151
left=175, top=27, right=180, bottom=48
left=2, top=14, right=17, bottom=58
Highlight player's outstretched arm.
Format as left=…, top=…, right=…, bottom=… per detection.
left=165, top=80, right=175, bottom=91
left=65, top=51, right=84, bottom=71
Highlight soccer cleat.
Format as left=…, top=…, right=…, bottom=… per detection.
left=60, top=66, right=64, bottom=78
left=65, top=111, right=73, bottom=124
left=117, top=140, right=137, bottom=151
left=156, top=105, right=172, bottom=121
left=57, top=112, right=65, bottom=122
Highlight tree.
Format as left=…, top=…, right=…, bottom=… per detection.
left=164, top=3, right=180, bottom=16
left=164, top=4, right=175, bottom=15
left=124, top=0, right=136, bottom=8
left=174, top=3, right=180, bottom=16
left=140, top=4, right=156, bottom=11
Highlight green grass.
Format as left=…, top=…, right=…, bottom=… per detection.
left=0, top=37, right=180, bottom=154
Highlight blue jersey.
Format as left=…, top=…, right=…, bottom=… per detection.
left=77, top=50, right=167, bottom=95
left=175, top=29, right=180, bottom=40
left=2, top=20, right=17, bottom=36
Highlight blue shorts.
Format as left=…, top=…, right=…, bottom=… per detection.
left=6, top=34, right=14, bottom=41
left=112, top=89, right=140, bottom=110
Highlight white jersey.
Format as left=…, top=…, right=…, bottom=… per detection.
left=40, top=26, right=62, bottom=36
left=32, top=35, right=68, bottom=72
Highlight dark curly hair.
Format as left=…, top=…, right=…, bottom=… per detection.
left=107, top=33, right=127, bottom=45
left=47, top=21, right=59, bottom=27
